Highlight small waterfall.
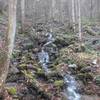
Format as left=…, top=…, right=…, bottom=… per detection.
left=37, top=32, right=81, bottom=100
left=38, top=49, right=51, bottom=73
left=38, top=32, right=54, bottom=74
left=64, top=75, right=81, bottom=100
left=44, top=32, right=55, bottom=46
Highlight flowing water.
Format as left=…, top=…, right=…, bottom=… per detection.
left=38, top=32, right=81, bottom=100
left=38, top=49, right=50, bottom=73
left=64, top=75, right=81, bottom=100
left=38, top=32, right=54, bottom=74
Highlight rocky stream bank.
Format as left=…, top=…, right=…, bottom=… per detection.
left=0, top=26, right=100, bottom=100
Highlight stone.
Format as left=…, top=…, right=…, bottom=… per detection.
left=10, top=67, right=19, bottom=74
left=80, top=66, right=91, bottom=73
left=68, top=64, right=77, bottom=68
left=92, top=59, right=97, bottom=65
left=5, top=83, right=17, bottom=95
left=94, top=75, right=100, bottom=86
left=54, top=80, right=64, bottom=87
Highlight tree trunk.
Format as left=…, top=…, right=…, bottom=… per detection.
left=90, top=0, right=93, bottom=19
left=51, top=0, right=56, bottom=21
left=50, top=0, right=56, bottom=32
left=0, top=0, right=17, bottom=89
left=32, top=0, right=36, bottom=26
left=72, top=0, right=76, bottom=32
left=21, top=0, right=25, bottom=32
left=78, top=0, right=82, bottom=41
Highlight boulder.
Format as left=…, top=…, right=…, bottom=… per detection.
left=94, top=75, right=100, bottom=86
left=80, top=66, right=91, bottom=73
left=54, top=80, right=64, bottom=87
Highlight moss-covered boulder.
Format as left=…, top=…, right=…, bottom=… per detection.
left=7, top=87, right=17, bottom=95
left=94, top=75, right=100, bottom=86
left=54, top=34, right=78, bottom=48
left=55, top=44, right=97, bottom=69
left=5, top=83, right=17, bottom=95
left=77, top=73, right=93, bottom=83
left=54, top=80, right=64, bottom=87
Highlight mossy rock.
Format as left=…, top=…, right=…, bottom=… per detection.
left=68, top=43, right=86, bottom=52
left=54, top=34, right=78, bottom=48
left=7, top=87, right=17, bottom=95
left=54, top=80, right=64, bottom=87
left=77, top=73, right=93, bottom=82
left=23, top=43, right=33, bottom=50
left=47, top=71, right=62, bottom=80
left=77, top=73, right=86, bottom=80
left=94, top=75, right=100, bottom=86
left=19, top=63, right=27, bottom=69
left=57, top=46, right=97, bottom=68
left=36, top=68, right=45, bottom=76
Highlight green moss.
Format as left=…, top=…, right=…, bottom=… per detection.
left=54, top=80, right=64, bottom=87
left=77, top=73, right=93, bottom=82
left=95, top=75, right=100, bottom=86
left=7, top=87, right=17, bottom=95
left=77, top=73, right=86, bottom=80
left=36, top=68, right=45, bottom=75
left=19, top=63, right=27, bottom=69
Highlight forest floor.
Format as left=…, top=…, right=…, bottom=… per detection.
left=0, top=13, right=100, bottom=100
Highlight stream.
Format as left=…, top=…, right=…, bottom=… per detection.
left=38, top=32, right=81, bottom=100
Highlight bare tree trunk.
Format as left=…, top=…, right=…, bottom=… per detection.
left=78, top=0, right=82, bottom=41
left=21, top=0, right=25, bottom=32
left=32, top=0, right=36, bottom=26
left=50, top=0, right=56, bottom=32
left=72, top=0, right=76, bottom=32
left=90, top=0, right=93, bottom=19
left=51, top=0, right=56, bottom=21
left=0, top=0, right=17, bottom=89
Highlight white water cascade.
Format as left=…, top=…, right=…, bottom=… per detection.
left=38, top=32, right=81, bottom=100
left=64, top=74, right=81, bottom=100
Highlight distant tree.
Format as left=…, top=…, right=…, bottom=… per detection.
left=90, top=0, right=93, bottom=19
left=0, top=0, right=17, bottom=88
left=32, top=0, right=36, bottom=25
left=0, top=1, right=7, bottom=14
left=21, top=0, right=25, bottom=32
left=72, top=0, right=76, bottom=32
left=78, top=0, right=82, bottom=41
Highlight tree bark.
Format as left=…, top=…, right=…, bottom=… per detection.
left=0, top=0, right=17, bottom=89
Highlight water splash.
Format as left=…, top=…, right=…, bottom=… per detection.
left=44, top=32, right=55, bottom=46
left=38, top=32, right=54, bottom=73
left=64, top=75, right=81, bottom=100
left=38, top=49, right=50, bottom=73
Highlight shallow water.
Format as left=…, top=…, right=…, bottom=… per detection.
left=38, top=49, right=51, bottom=73
left=38, top=32, right=54, bottom=73
left=64, top=75, right=81, bottom=100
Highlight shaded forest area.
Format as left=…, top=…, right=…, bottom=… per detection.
left=0, top=0, right=100, bottom=100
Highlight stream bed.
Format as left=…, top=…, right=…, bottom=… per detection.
left=38, top=32, right=81, bottom=100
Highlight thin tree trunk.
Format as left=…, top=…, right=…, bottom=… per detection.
left=50, top=0, right=56, bottom=32
left=0, top=0, right=17, bottom=89
left=78, top=0, right=82, bottom=41
left=72, top=0, right=76, bottom=32
left=51, top=0, right=55, bottom=21
left=21, top=0, right=25, bottom=32
left=32, top=0, right=36, bottom=26
left=90, top=0, right=93, bottom=19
